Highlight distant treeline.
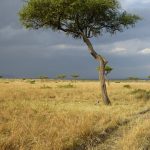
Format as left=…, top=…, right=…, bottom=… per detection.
left=0, top=75, right=150, bottom=80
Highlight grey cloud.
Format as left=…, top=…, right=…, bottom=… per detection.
left=0, top=0, right=150, bottom=79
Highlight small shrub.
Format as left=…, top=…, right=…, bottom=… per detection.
left=131, top=89, right=150, bottom=101
left=128, top=77, right=139, bottom=80
left=29, top=80, right=36, bottom=84
left=131, top=89, right=146, bottom=94
left=49, top=95, right=56, bottom=99
left=57, top=84, right=74, bottom=88
left=5, top=82, right=9, bottom=84
left=123, top=85, right=131, bottom=89
left=40, top=85, right=52, bottom=89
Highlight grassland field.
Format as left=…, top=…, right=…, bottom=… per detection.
left=0, top=79, right=150, bottom=150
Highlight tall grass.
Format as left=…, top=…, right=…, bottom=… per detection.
left=0, top=80, right=150, bottom=150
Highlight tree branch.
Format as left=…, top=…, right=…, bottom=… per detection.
left=81, top=33, right=108, bottom=64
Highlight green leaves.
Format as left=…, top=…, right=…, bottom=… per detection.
left=71, top=74, right=79, bottom=79
left=105, top=65, right=113, bottom=75
left=56, top=74, right=66, bottom=79
left=96, top=65, right=113, bottom=76
left=19, top=0, right=141, bottom=39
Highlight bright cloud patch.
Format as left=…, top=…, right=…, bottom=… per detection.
left=0, top=25, right=27, bottom=39
left=139, top=48, right=150, bottom=55
left=50, top=44, right=85, bottom=50
left=111, top=47, right=127, bottom=53
left=120, top=0, right=150, bottom=9
left=142, top=0, right=150, bottom=4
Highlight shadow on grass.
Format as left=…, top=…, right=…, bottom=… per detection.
left=131, top=89, right=150, bottom=101
left=63, top=120, right=129, bottom=150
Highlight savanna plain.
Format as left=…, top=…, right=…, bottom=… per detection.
left=0, top=79, right=150, bottom=150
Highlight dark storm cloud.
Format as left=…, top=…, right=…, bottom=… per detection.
left=0, top=0, right=150, bottom=79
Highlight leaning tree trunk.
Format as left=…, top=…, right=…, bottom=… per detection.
left=82, top=35, right=111, bottom=105
left=99, top=60, right=111, bottom=105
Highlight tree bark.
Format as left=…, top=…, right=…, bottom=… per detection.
left=99, top=60, right=111, bottom=105
left=82, top=34, right=111, bottom=105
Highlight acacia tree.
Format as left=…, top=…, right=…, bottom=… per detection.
left=39, top=75, right=49, bottom=82
left=71, top=74, right=79, bottom=82
left=19, top=0, right=140, bottom=105
left=56, top=74, right=66, bottom=80
left=128, top=77, right=139, bottom=80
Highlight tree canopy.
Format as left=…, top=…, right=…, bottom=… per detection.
left=56, top=74, right=66, bottom=79
left=71, top=74, right=79, bottom=79
left=19, top=0, right=140, bottom=39
left=128, top=77, right=139, bottom=80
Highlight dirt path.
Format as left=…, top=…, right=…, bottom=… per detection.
left=92, top=121, right=130, bottom=150
left=65, top=109, right=150, bottom=150
left=92, top=109, right=150, bottom=150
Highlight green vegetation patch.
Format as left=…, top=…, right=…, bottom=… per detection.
left=57, top=84, right=75, bottom=88
left=123, top=85, right=131, bottom=89
left=29, top=80, right=36, bottom=84
left=40, top=85, right=52, bottom=89
left=131, top=89, right=150, bottom=100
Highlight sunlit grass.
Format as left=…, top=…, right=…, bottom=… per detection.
left=0, top=79, right=150, bottom=150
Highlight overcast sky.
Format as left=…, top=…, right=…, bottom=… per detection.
left=0, top=0, right=150, bottom=79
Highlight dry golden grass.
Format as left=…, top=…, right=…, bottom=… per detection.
left=0, top=79, right=150, bottom=150
left=118, top=116, right=150, bottom=150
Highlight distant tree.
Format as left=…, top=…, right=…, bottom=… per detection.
left=56, top=74, right=66, bottom=80
left=71, top=74, right=79, bottom=82
left=128, top=77, right=139, bottom=80
left=148, top=76, right=150, bottom=80
left=39, top=76, right=49, bottom=79
left=19, top=0, right=140, bottom=105
left=39, top=75, right=49, bottom=82
left=0, top=76, right=3, bottom=78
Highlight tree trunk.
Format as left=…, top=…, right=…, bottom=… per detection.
left=82, top=35, right=111, bottom=105
left=99, top=60, right=111, bottom=105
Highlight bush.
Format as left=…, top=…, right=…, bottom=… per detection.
left=40, top=85, right=52, bottom=89
left=57, top=84, right=74, bottom=88
left=131, top=89, right=146, bottom=94
left=5, top=82, right=9, bottom=84
left=123, top=85, right=131, bottom=89
left=128, top=77, right=139, bottom=80
left=29, top=80, right=36, bottom=84
left=131, top=89, right=150, bottom=101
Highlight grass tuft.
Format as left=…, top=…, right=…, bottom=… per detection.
left=131, top=89, right=150, bottom=100
left=57, top=83, right=74, bottom=88
left=123, top=85, right=131, bottom=89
